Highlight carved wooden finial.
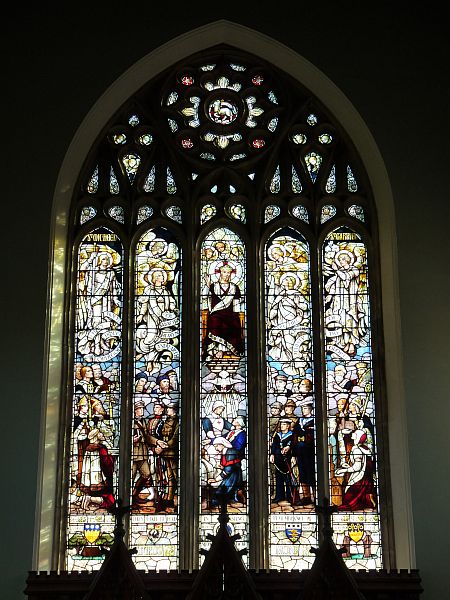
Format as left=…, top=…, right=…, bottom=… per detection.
left=108, top=497, right=131, bottom=541
left=218, top=493, right=230, bottom=527
left=316, top=496, right=337, bottom=540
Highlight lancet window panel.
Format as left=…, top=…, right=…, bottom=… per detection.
left=67, top=227, right=124, bottom=571
left=62, top=46, right=387, bottom=573
left=199, top=227, right=248, bottom=561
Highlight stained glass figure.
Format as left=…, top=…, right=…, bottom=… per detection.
left=304, top=152, right=322, bottom=183
left=137, top=206, right=153, bottom=225
left=129, top=115, right=140, bottom=127
left=130, top=227, right=182, bottom=570
left=143, top=165, right=155, bottom=193
left=138, top=134, right=153, bottom=146
left=318, top=133, right=333, bottom=144
left=112, top=133, right=126, bottom=145
left=307, top=114, right=318, bottom=126
left=264, top=205, right=280, bottom=223
left=292, top=205, right=309, bottom=224
left=201, top=204, right=217, bottom=224
left=348, top=205, right=365, bottom=222
left=292, top=166, right=302, bottom=194
left=326, top=165, right=337, bottom=194
left=347, top=166, right=358, bottom=192
left=109, top=168, right=120, bottom=195
left=321, top=205, right=337, bottom=224
left=200, top=228, right=248, bottom=562
left=108, top=206, right=124, bottom=224
left=122, top=154, right=141, bottom=183
left=87, top=165, right=99, bottom=194
left=166, top=206, right=182, bottom=223
left=228, top=204, right=246, bottom=223
left=80, top=206, right=96, bottom=225
left=322, top=228, right=381, bottom=569
left=270, top=165, right=281, bottom=194
left=167, top=167, right=177, bottom=195
left=265, top=229, right=318, bottom=569
left=67, top=228, right=123, bottom=571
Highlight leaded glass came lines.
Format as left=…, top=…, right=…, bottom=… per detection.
left=265, top=229, right=318, bottom=569
left=199, top=228, right=248, bottom=563
left=67, top=228, right=123, bottom=571
left=130, top=228, right=182, bottom=570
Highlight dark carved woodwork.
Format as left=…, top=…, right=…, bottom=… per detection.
left=25, top=501, right=422, bottom=599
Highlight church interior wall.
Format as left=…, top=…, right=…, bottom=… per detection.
left=3, top=5, right=448, bottom=599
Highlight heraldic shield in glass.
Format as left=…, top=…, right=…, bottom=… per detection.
left=67, top=227, right=123, bottom=570
left=199, top=227, right=248, bottom=561
left=265, top=228, right=318, bottom=569
left=323, top=227, right=382, bottom=569
left=130, top=227, right=181, bottom=570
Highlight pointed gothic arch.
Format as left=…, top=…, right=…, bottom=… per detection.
left=35, top=20, right=414, bottom=573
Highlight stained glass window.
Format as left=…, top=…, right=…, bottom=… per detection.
left=322, top=228, right=381, bottom=568
left=68, top=228, right=123, bottom=570
left=265, top=229, right=318, bottom=569
left=200, top=228, right=248, bottom=561
left=130, top=228, right=182, bottom=569
left=64, top=49, right=388, bottom=575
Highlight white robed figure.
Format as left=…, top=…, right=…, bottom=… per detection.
left=77, top=248, right=122, bottom=358
left=135, top=268, right=179, bottom=360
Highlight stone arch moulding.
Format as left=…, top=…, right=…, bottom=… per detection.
left=36, top=19, right=415, bottom=571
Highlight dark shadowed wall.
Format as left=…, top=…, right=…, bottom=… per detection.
left=3, top=4, right=449, bottom=598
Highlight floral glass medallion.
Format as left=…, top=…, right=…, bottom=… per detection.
left=264, top=205, right=280, bottom=223
left=108, top=205, right=125, bottom=224
left=320, top=204, right=336, bottom=223
left=252, top=139, right=265, bottom=149
left=166, top=205, right=182, bottom=223
left=128, top=114, right=139, bottom=127
left=181, top=75, right=194, bottom=86
left=137, top=205, right=153, bottom=224
left=348, top=205, right=365, bottom=222
left=112, top=133, right=126, bottom=145
left=252, top=75, right=264, bottom=85
left=292, top=205, right=309, bottom=223
left=307, top=114, right=318, bottom=126
left=80, top=206, right=96, bottom=225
